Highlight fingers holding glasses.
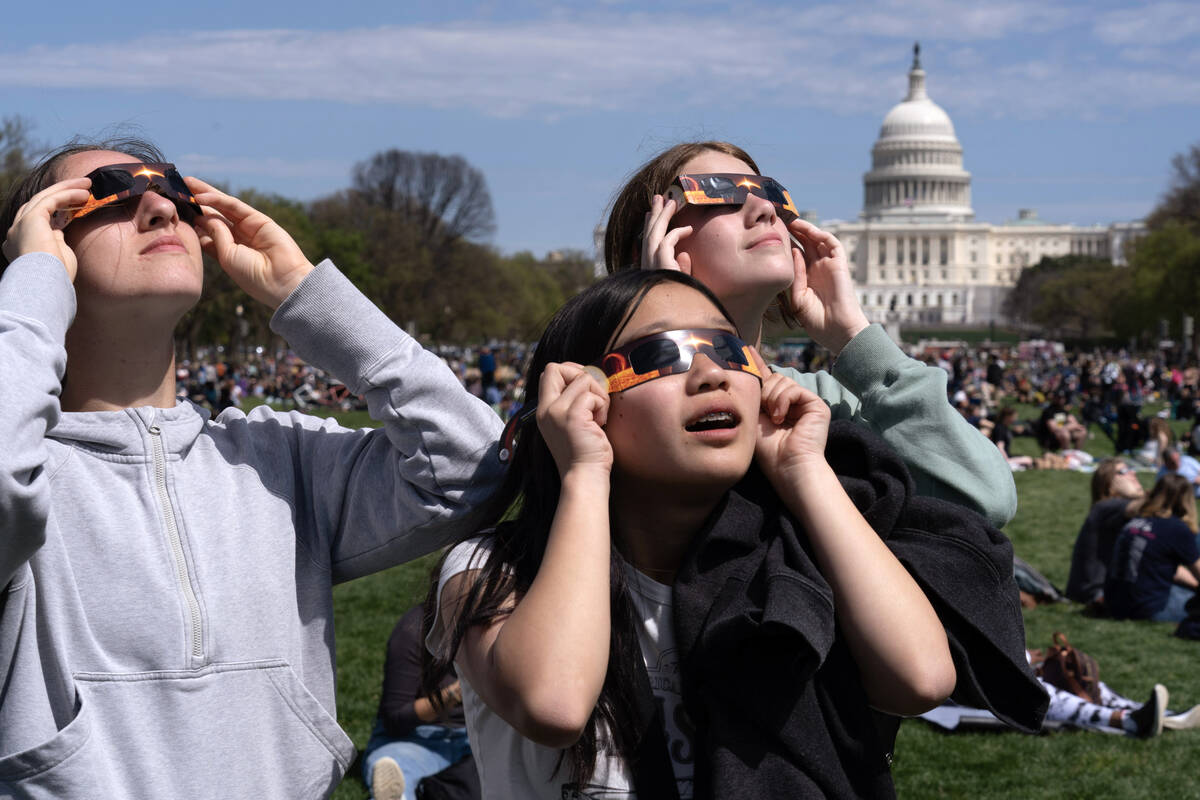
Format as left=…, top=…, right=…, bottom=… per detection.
left=2, top=178, right=92, bottom=279
left=640, top=195, right=693, bottom=273
left=538, top=362, right=613, bottom=477
left=185, top=176, right=314, bottom=309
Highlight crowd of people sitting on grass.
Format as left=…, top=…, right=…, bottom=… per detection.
left=884, top=340, right=1200, bottom=471
left=179, top=338, right=1200, bottom=451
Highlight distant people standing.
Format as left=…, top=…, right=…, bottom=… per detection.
left=478, top=346, right=496, bottom=390
left=985, top=354, right=1006, bottom=405
left=990, top=406, right=1033, bottom=471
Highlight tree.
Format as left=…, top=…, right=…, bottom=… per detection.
left=177, top=190, right=318, bottom=360
left=1030, top=261, right=1131, bottom=340
left=1146, top=143, right=1200, bottom=232
left=308, top=190, right=431, bottom=326
left=1126, top=222, right=1200, bottom=356
left=1002, top=254, right=1129, bottom=340
left=350, top=150, right=496, bottom=254
left=1001, top=255, right=1084, bottom=328
left=0, top=115, right=37, bottom=201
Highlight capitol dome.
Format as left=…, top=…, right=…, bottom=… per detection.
left=863, top=44, right=974, bottom=221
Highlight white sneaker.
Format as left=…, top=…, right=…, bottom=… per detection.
left=1164, top=703, right=1200, bottom=730
left=372, top=756, right=406, bottom=800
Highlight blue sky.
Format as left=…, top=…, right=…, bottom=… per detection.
left=3, top=1, right=1198, bottom=257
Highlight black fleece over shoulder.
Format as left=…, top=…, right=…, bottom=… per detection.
left=651, top=420, right=1045, bottom=800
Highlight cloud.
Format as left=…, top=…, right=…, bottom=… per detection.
left=0, top=6, right=1194, bottom=120
left=1093, top=2, right=1200, bottom=46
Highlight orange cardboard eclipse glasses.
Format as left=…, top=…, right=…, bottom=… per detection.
left=597, top=327, right=762, bottom=394
left=69, top=163, right=203, bottom=224
left=498, top=328, right=761, bottom=462
left=665, top=173, right=799, bottom=223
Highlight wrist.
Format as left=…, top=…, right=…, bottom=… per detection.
left=766, top=457, right=837, bottom=504
left=266, top=262, right=315, bottom=309
left=825, top=316, right=871, bottom=358
left=560, top=463, right=612, bottom=489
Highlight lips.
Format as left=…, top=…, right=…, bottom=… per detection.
left=685, top=408, right=740, bottom=432
left=140, top=235, right=187, bottom=255
left=746, top=232, right=783, bottom=250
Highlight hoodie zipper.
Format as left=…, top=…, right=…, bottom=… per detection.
left=148, top=423, right=205, bottom=661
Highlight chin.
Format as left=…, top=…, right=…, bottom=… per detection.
left=674, top=454, right=754, bottom=493
left=617, top=451, right=751, bottom=496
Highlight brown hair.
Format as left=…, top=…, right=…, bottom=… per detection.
left=0, top=136, right=166, bottom=269
left=603, top=140, right=801, bottom=327
left=1137, top=472, right=1199, bottom=532
left=604, top=141, right=759, bottom=273
left=1091, top=457, right=1129, bottom=504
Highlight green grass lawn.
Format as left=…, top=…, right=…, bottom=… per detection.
left=327, top=411, right=1200, bottom=799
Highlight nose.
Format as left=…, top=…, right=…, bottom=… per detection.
left=742, top=192, right=777, bottom=226
left=686, top=352, right=730, bottom=393
left=134, top=189, right=181, bottom=230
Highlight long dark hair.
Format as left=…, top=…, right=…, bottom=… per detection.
left=0, top=136, right=167, bottom=270
left=422, top=269, right=740, bottom=782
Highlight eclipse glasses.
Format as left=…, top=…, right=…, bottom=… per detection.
left=598, top=327, right=762, bottom=393
left=665, top=173, right=799, bottom=223
left=498, top=328, right=761, bottom=462
left=69, top=163, right=203, bottom=224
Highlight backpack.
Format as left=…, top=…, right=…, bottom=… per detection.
left=1030, top=632, right=1101, bottom=704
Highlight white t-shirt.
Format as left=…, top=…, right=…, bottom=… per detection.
left=427, top=537, right=696, bottom=800
left=623, top=564, right=694, bottom=799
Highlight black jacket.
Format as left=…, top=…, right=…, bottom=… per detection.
left=631, top=421, right=1046, bottom=799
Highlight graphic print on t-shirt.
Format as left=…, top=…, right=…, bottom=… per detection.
left=1110, top=519, right=1152, bottom=582
left=625, top=566, right=695, bottom=799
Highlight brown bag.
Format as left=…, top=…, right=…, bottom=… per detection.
left=1030, top=632, right=1101, bottom=703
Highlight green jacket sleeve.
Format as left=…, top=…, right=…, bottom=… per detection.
left=772, top=324, right=1017, bottom=527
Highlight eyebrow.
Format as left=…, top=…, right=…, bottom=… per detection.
left=620, top=317, right=735, bottom=342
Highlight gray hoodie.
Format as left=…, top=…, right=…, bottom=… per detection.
left=0, top=253, right=504, bottom=799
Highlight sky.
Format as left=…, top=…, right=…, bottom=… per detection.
left=3, top=1, right=1198, bottom=258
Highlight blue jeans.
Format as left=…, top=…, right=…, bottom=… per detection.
left=362, top=719, right=472, bottom=800
left=1151, top=583, right=1196, bottom=623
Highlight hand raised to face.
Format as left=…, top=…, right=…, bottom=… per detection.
left=2, top=177, right=93, bottom=280
left=186, top=176, right=315, bottom=309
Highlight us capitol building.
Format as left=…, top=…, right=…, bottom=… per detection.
left=819, top=44, right=1144, bottom=327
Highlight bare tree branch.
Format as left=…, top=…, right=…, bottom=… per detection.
left=351, top=149, right=496, bottom=252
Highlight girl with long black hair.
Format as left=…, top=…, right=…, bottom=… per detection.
left=420, top=269, right=1028, bottom=799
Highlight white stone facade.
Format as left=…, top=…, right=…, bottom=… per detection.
left=823, top=44, right=1144, bottom=327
